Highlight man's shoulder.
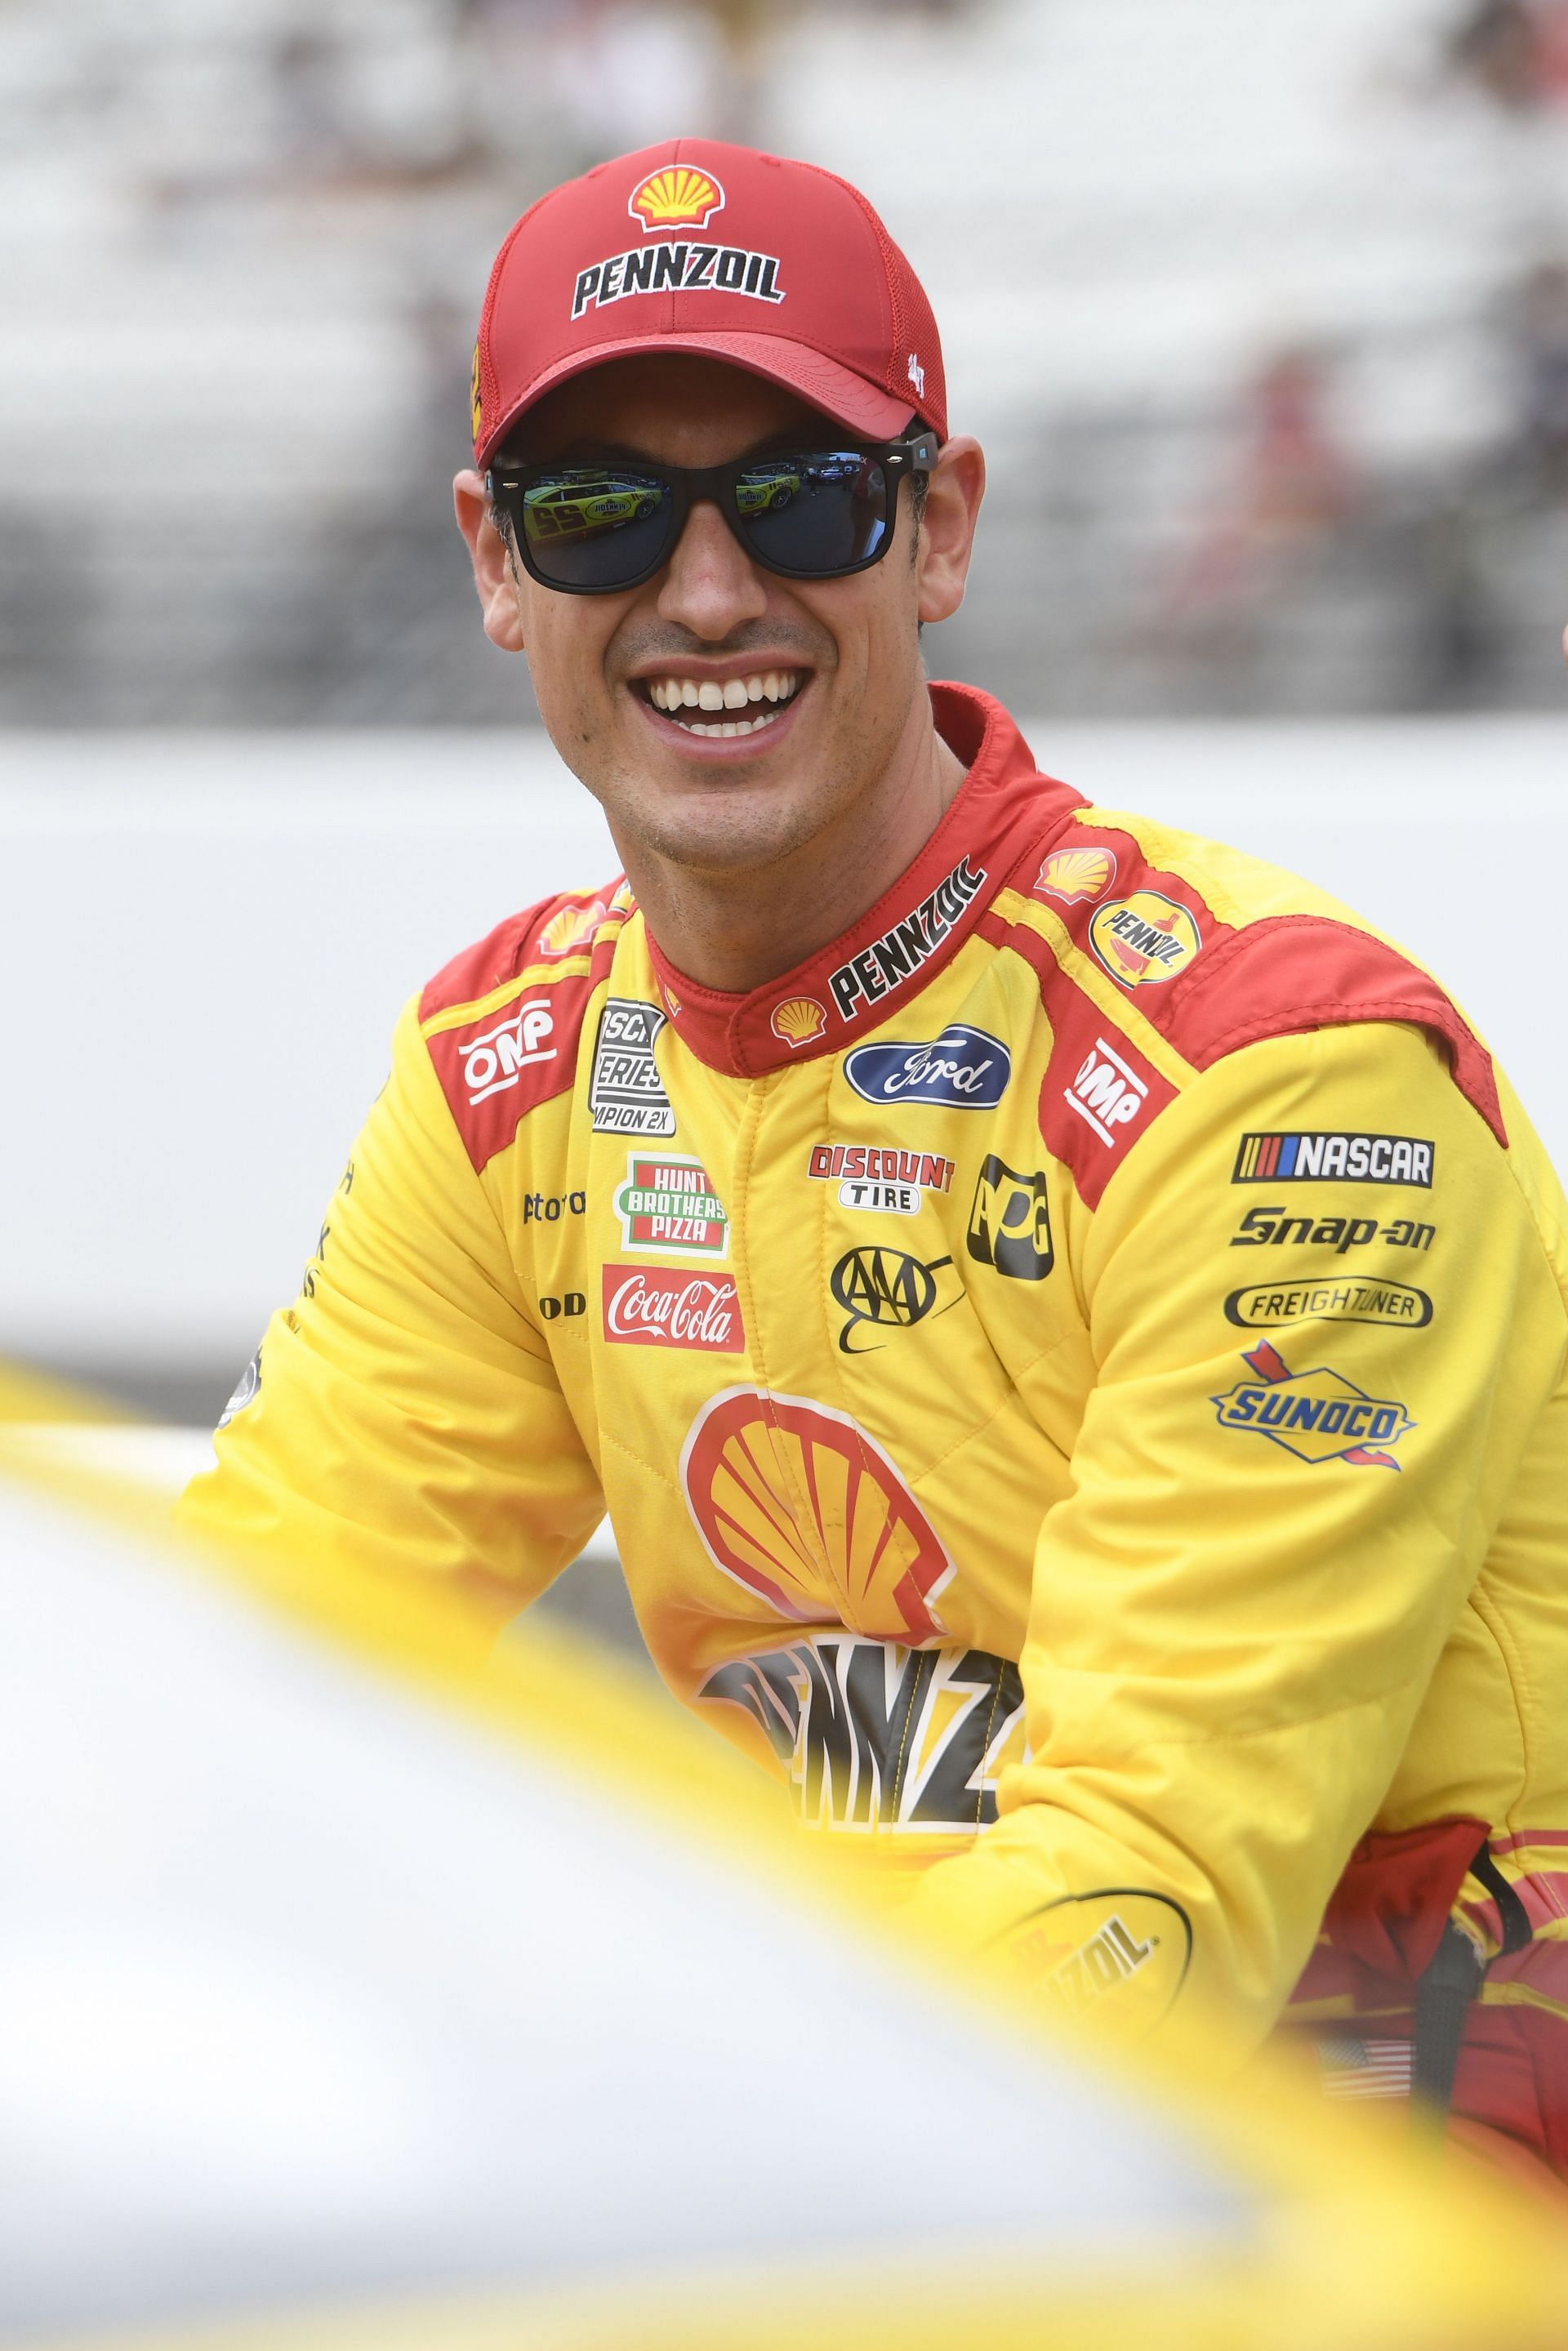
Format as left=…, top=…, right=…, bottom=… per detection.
left=991, top=799, right=1506, bottom=1151
left=414, top=879, right=632, bottom=1174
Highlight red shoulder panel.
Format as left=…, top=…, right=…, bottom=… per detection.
left=420, top=883, right=627, bottom=1173
left=418, top=880, right=626, bottom=1022
left=978, top=910, right=1179, bottom=1211
left=1021, top=824, right=1507, bottom=1151
left=1164, top=915, right=1508, bottom=1148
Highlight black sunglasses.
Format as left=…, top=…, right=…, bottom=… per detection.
left=487, top=430, right=939, bottom=595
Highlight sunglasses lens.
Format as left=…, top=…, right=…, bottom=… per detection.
left=519, top=468, right=672, bottom=588
left=736, top=453, right=890, bottom=575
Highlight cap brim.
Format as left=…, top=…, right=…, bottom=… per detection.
left=477, top=328, right=919, bottom=464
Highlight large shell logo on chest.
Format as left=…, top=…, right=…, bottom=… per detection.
left=680, top=1387, right=953, bottom=1643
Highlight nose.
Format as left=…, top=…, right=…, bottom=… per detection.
left=654, top=497, right=768, bottom=639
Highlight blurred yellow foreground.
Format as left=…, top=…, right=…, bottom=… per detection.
left=0, top=1365, right=1562, bottom=2351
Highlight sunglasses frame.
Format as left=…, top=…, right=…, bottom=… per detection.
left=487, top=430, right=941, bottom=595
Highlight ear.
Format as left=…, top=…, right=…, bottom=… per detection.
left=454, top=468, right=527, bottom=652
left=915, top=436, right=986, bottom=627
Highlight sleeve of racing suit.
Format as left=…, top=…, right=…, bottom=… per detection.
left=176, top=995, right=604, bottom=1626
left=905, top=1016, right=1567, bottom=2050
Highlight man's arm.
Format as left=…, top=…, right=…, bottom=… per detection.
left=909, top=1017, right=1566, bottom=2044
left=178, top=995, right=604, bottom=1629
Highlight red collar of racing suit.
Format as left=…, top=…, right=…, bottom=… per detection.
left=641, top=682, right=1087, bottom=1078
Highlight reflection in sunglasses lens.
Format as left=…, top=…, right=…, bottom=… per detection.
left=738, top=454, right=889, bottom=574
left=522, top=470, right=672, bottom=587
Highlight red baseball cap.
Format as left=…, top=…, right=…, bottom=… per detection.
left=470, top=136, right=947, bottom=466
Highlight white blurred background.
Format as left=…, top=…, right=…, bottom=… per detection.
left=2, top=0, right=1566, bottom=1443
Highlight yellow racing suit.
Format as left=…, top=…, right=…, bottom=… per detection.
left=183, top=685, right=1568, bottom=2162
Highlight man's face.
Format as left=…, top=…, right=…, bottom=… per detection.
left=457, top=354, right=971, bottom=882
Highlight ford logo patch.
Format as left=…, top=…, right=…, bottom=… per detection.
left=844, top=1025, right=1012, bottom=1108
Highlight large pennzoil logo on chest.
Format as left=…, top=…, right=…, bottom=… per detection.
left=700, top=1635, right=1026, bottom=1833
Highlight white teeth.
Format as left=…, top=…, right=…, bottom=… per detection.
left=675, top=708, right=781, bottom=737
left=643, top=669, right=800, bottom=712
left=642, top=669, right=802, bottom=728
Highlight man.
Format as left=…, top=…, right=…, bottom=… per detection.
left=182, top=139, right=1568, bottom=2181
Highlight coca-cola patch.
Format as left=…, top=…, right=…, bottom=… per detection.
left=601, top=1264, right=746, bottom=1352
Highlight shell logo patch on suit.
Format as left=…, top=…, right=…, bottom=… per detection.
left=629, top=163, right=725, bottom=233
left=1089, top=891, right=1203, bottom=987
left=1035, top=845, right=1117, bottom=906
left=680, top=1388, right=955, bottom=1642
left=1211, top=1339, right=1414, bottom=1467
left=538, top=898, right=609, bottom=958
left=771, top=995, right=828, bottom=1050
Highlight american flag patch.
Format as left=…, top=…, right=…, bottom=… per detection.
left=1316, top=2036, right=1414, bottom=2100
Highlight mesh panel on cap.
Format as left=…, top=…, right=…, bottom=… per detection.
left=474, top=187, right=555, bottom=458
left=805, top=164, right=946, bottom=435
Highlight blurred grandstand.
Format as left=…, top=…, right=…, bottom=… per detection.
left=7, top=0, right=1568, bottom=723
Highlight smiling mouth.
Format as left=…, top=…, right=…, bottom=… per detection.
left=635, top=669, right=804, bottom=738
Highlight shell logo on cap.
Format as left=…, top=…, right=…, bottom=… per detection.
left=681, top=1387, right=954, bottom=1642
left=1036, top=845, right=1116, bottom=907
left=470, top=342, right=483, bottom=443
left=770, top=995, right=828, bottom=1050
left=630, top=164, right=725, bottom=234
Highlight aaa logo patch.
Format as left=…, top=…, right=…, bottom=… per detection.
left=1211, top=1339, right=1414, bottom=1468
